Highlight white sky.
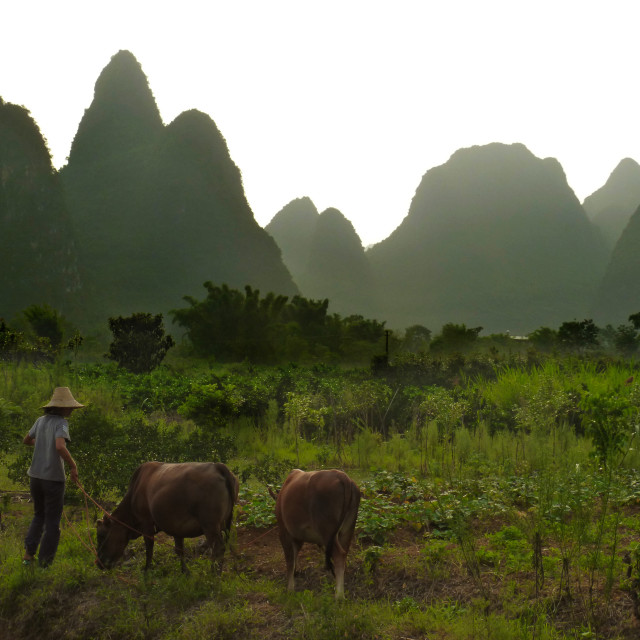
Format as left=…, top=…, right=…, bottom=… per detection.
left=2, top=0, right=638, bottom=246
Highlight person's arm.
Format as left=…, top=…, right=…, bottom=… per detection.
left=23, top=433, right=35, bottom=446
left=55, top=437, right=78, bottom=483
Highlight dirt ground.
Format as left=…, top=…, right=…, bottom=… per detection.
left=228, top=523, right=640, bottom=639
left=4, top=492, right=640, bottom=639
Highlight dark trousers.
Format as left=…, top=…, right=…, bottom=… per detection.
left=24, top=476, right=66, bottom=567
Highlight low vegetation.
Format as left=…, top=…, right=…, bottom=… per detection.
left=2, top=306, right=640, bottom=638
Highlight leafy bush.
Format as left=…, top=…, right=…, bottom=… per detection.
left=239, top=453, right=295, bottom=486
left=0, top=397, right=23, bottom=456
left=236, top=486, right=277, bottom=528
left=357, top=496, right=404, bottom=544
left=0, top=319, right=53, bottom=362
left=580, top=390, right=637, bottom=469
left=106, top=313, right=174, bottom=373
left=179, top=375, right=271, bottom=429
left=21, top=304, right=65, bottom=350
left=170, top=282, right=387, bottom=364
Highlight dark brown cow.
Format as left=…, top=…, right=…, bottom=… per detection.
left=275, top=469, right=361, bottom=598
left=96, top=461, right=238, bottom=572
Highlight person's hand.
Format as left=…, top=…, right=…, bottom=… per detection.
left=70, top=466, right=79, bottom=484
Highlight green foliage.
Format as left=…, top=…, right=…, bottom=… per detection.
left=342, top=314, right=386, bottom=344
left=629, top=311, right=640, bottom=331
left=361, top=545, right=384, bottom=573
left=400, top=324, right=432, bottom=353
left=106, top=312, right=174, bottom=373
left=179, top=375, right=271, bottom=430
left=0, top=100, right=80, bottom=322
left=357, top=496, right=405, bottom=545
left=236, top=486, right=278, bottom=528
left=74, top=363, right=194, bottom=413
left=0, top=320, right=28, bottom=360
left=170, top=282, right=385, bottom=364
left=21, top=304, right=65, bottom=351
left=4, top=352, right=640, bottom=637
left=557, top=319, right=599, bottom=351
left=0, top=319, right=53, bottom=362
left=171, top=283, right=287, bottom=362
left=613, top=323, right=640, bottom=356
left=430, top=323, right=483, bottom=353
left=580, top=389, right=637, bottom=470
left=525, top=314, right=640, bottom=358
left=528, top=326, right=558, bottom=351
left=0, top=397, right=23, bottom=455
left=0, top=308, right=83, bottom=363
left=238, top=453, right=294, bottom=487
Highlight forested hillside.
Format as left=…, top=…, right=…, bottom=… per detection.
left=592, top=203, right=640, bottom=325
left=268, top=203, right=377, bottom=317
left=4, top=50, right=640, bottom=336
left=366, top=143, right=608, bottom=334
left=58, top=50, right=297, bottom=328
left=0, top=98, right=81, bottom=320
left=265, top=197, right=319, bottom=278
left=582, top=157, right=640, bottom=250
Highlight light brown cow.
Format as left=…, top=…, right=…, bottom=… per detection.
left=275, top=468, right=361, bottom=598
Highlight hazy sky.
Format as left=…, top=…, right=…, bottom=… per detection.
left=2, top=0, right=638, bottom=246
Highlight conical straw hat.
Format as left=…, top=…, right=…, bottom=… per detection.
left=42, top=387, right=85, bottom=409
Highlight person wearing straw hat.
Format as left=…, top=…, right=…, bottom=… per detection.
left=22, top=387, right=84, bottom=567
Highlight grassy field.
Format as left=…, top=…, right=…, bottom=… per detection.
left=2, top=355, right=640, bottom=638
left=2, top=467, right=640, bottom=639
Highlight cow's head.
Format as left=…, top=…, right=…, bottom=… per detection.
left=95, top=516, right=129, bottom=569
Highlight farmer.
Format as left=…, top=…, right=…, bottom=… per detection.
left=22, top=387, right=84, bottom=567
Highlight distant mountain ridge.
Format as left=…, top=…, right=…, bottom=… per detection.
left=4, top=50, right=640, bottom=336
left=365, top=143, right=608, bottom=334
left=59, top=50, right=297, bottom=327
left=268, top=202, right=377, bottom=317
left=67, top=50, right=164, bottom=165
left=0, top=97, right=81, bottom=320
left=592, top=202, right=640, bottom=325
left=582, top=158, right=640, bottom=251
left=265, top=197, right=319, bottom=278
left=262, top=144, right=640, bottom=335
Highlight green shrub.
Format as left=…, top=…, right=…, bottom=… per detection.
left=106, top=313, right=174, bottom=374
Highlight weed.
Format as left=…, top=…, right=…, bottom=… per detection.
left=236, top=486, right=277, bottom=528
left=361, top=545, right=384, bottom=574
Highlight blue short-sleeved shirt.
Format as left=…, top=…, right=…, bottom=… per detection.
left=27, top=414, right=71, bottom=482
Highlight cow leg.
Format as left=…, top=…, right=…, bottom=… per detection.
left=333, top=501, right=358, bottom=599
left=204, top=529, right=225, bottom=574
left=280, top=532, right=302, bottom=591
left=174, top=537, right=188, bottom=573
left=332, top=541, right=348, bottom=599
left=144, top=536, right=155, bottom=571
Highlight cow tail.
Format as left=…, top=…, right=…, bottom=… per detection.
left=325, top=543, right=336, bottom=575
left=215, top=463, right=239, bottom=534
left=324, top=477, right=359, bottom=576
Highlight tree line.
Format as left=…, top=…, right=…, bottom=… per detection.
left=3, top=283, right=640, bottom=371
